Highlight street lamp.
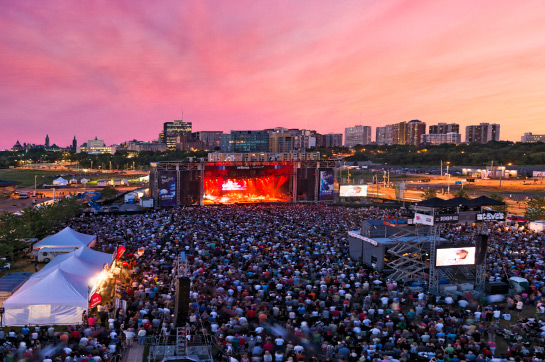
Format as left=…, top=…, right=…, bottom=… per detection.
left=34, top=175, right=37, bottom=197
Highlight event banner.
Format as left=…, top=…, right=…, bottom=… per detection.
left=319, top=170, right=334, bottom=200
left=476, top=211, right=505, bottom=222
left=158, top=171, right=177, bottom=207
left=414, top=212, right=434, bottom=225
left=89, top=293, right=102, bottom=308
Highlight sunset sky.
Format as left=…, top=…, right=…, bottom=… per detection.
left=2, top=0, right=545, bottom=149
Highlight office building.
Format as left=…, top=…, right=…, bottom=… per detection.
left=195, top=131, right=223, bottom=150
left=176, top=133, right=205, bottom=152
left=421, top=133, right=461, bottom=145
left=72, top=136, right=77, bottom=151
left=405, top=120, right=426, bottom=146
left=345, top=125, right=372, bottom=148
left=45, top=134, right=50, bottom=148
left=521, top=132, right=545, bottom=143
left=126, top=141, right=168, bottom=152
left=220, top=131, right=270, bottom=153
left=465, top=123, right=500, bottom=143
left=161, top=120, right=192, bottom=150
left=77, top=137, right=116, bottom=154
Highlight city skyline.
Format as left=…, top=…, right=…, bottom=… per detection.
left=2, top=0, right=545, bottom=149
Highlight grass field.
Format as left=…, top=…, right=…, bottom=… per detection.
left=0, top=169, right=60, bottom=188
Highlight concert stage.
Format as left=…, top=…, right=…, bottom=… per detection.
left=150, top=160, right=336, bottom=206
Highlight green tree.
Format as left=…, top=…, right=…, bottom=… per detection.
left=526, top=195, right=545, bottom=220
left=488, top=193, right=507, bottom=212
left=423, top=188, right=437, bottom=200
left=454, top=188, right=469, bottom=198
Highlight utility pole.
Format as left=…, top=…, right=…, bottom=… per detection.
left=499, top=164, right=503, bottom=188
left=441, top=160, right=443, bottom=178
left=34, top=175, right=37, bottom=197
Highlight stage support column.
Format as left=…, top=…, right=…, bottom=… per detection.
left=314, top=162, right=320, bottom=202
left=176, top=164, right=181, bottom=207
left=199, top=163, right=204, bottom=206
left=293, top=163, right=298, bottom=204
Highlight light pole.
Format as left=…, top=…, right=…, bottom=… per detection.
left=446, top=164, right=450, bottom=194
left=34, top=175, right=37, bottom=197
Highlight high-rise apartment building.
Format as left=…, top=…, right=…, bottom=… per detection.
left=269, top=132, right=297, bottom=153
left=465, top=123, right=500, bottom=143
left=421, top=133, right=461, bottom=145
left=220, top=131, right=270, bottom=153
left=521, top=132, right=545, bottom=143
left=162, top=120, right=192, bottom=150
left=345, top=125, right=372, bottom=148
left=323, top=133, right=343, bottom=148
left=405, top=120, right=426, bottom=146
left=376, top=127, right=387, bottom=145
left=429, top=123, right=459, bottom=134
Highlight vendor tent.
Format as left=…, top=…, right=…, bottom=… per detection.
left=52, top=177, right=68, bottom=186
left=33, top=227, right=96, bottom=249
left=3, top=269, right=89, bottom=326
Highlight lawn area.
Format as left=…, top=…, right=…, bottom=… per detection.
left=0, top=168, right=60, bottom=188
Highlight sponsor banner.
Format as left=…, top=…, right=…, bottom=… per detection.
left=89, top=293, right=102, bottom=308
left=340, top=185, right=368, bottom=197
left=348, top=231, right=378, bottom=246
left=116, top=246, right=126, bottom=260
left=158, top=171, right=176, bottom=207
left=476, top=212, right=506, bottom=222
left=533, top=171, right=545, bottom=177
left=319, top=170, right=334, bottom=200
left=414, top=213, right=434, bottom=226
left=434, top=214, right=459, bottom=224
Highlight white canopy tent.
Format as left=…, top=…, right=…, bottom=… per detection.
left=3, top=269, right=89, bottom=326
left=33, top=227, right=97, bottom=250
left=3, top=247, right=113, bottom=326
left=52, top=177, right=68, bottom=186
left=36, top=246, right=113, bottom=279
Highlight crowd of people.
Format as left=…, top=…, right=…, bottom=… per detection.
left=2, top=204, right=545, bottom=362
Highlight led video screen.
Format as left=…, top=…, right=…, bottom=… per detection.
left=204, top=163, right=293, bottom=204
left=340, top=185, right=368, bottom=197
left=436, top=246, right=476, bottom=267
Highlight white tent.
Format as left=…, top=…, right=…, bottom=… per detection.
left=3, top=269, right=89, bottom=326
left=36, top=246, right=113, bottom=279
left=52, top=177, right=68, bottom=186
left=81, top=178, right=89, bottom=184
left=33, top=227, right=96, bottom=249
left=3, top=247, right=113, bottom=326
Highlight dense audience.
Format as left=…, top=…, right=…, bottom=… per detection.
left=2, top=204, right=545, bottom=362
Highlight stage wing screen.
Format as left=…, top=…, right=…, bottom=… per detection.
left=340, top=185, right=368, bottom=197
left=436, top=247, right=476, bottom=267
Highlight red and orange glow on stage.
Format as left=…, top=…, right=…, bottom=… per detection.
left=203, top=163, right=292, bottom=204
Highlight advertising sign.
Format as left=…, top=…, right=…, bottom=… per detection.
left=414, top=213, right=434, bottom=226
left=319, top=170, right=334, bottom=200
left=436, top=247, right=476, bottom=267
left=136, top=248, right=145, bottom=258
left=340, top=185, right=368, bottom=197
left=434, top=214, right=459, bottom=224
left=116, top=246, right=126, bottom=260
left=394, top=182, right=406, bottom=200
left=89, top=293, right=102, bottom=308
left=158, top=171, right=176, bottom=207
left=533, top=171, right=545, bottom=177
left=476, top=212, right=506, bottom=222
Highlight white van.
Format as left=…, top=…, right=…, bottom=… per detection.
left=18, top=192, right=29, bottom=199
left=35, top=247, right=77, bottom=263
